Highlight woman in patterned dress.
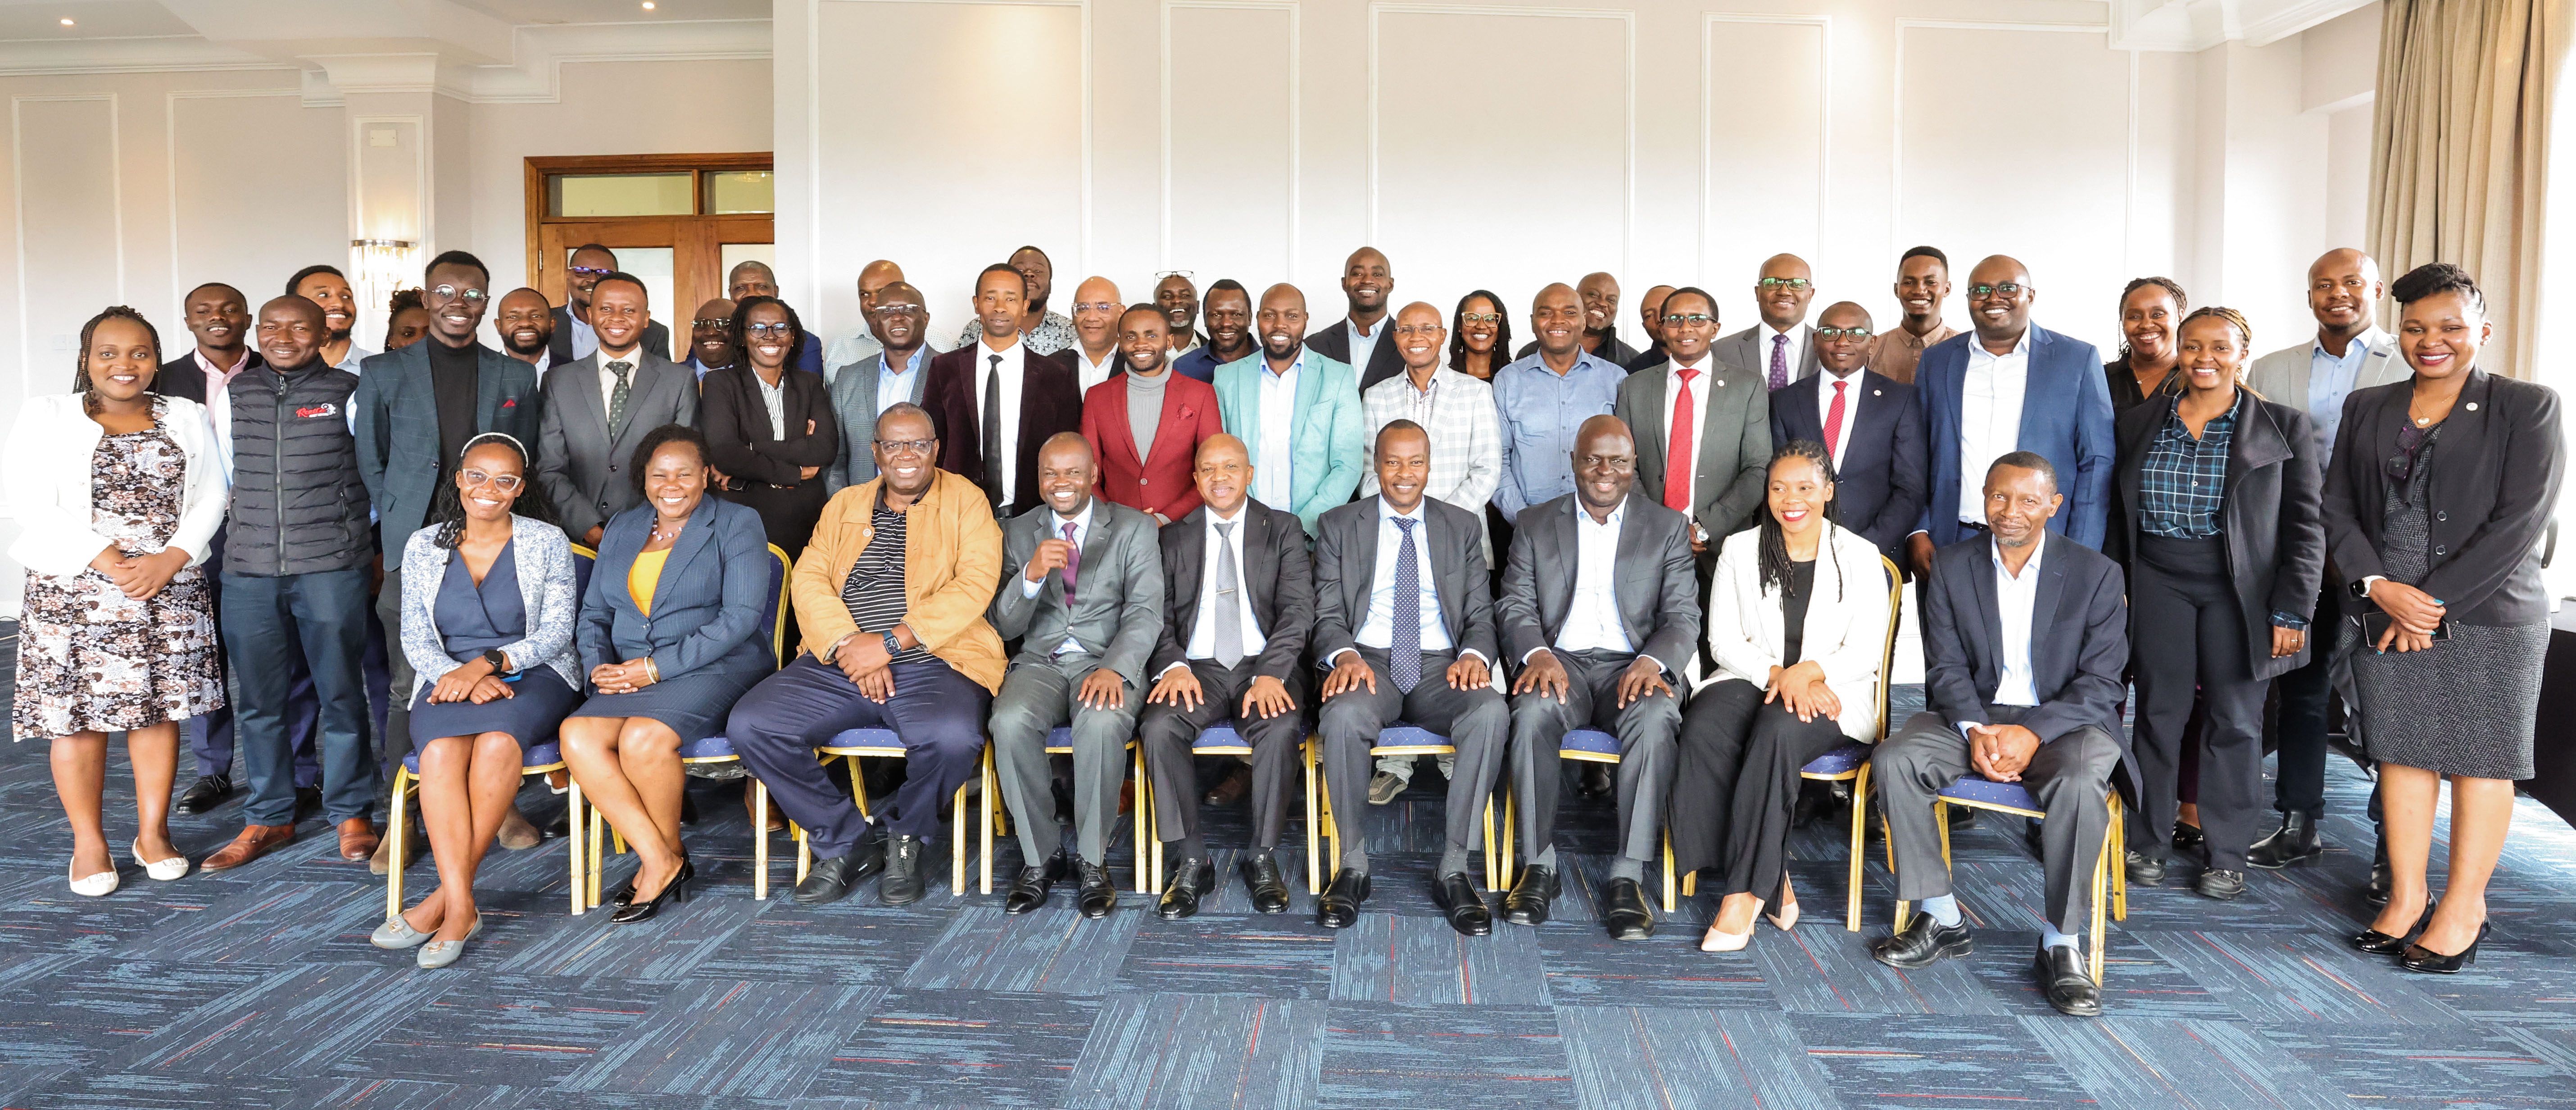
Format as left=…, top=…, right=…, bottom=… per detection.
left=4, top=306, right=228, bottom=896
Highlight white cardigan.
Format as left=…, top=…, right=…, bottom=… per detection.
left=1703, top=521, right=1892, bottom=741
left=4, top=392, right=227, bottom=578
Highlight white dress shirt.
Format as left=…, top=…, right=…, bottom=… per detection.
left=1659, top=356, right=1718, bottom=512
left=977, top=337, right=1029, bottom=506
left=754, top=370, right=788, bottom=441
left=1763, top=324, right=1809, bottom=380
left=1814, top=368, right=1864, bottom=466
left=597, top=346, right=643, bottom=417
left=1019, top=500, right=1094, bottom=655
left=1980, top=536, right=2046, bottom=725
left=1072, top=346, right=1118, bottom=395
left=1254, top=353, right=1301, bottom=508
left=1346, top=317, right=1384, bottom=376
left=1347, top=497, right=1460, bottom=661
left=197, top=347, right=254, bottom=476
left=521, top=348, right=554, bottom=384
left=335, top=344, right=375, bottom=375
left=1547, top=503, right=1640, bottom=659
left=1956, top=329, right=2033, bottom=525
left=1164, top=503, right=1269, bottom=677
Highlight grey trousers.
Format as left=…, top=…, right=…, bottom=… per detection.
left=1315, top=646, right=1508, bottom=869
left=1506, top=648, right=1682, bottom=865
left=1875, top=708, right=2121, bottom=932
left=991, top=651, right=1142, bottom=866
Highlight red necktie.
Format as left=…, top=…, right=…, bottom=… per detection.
left=1823, top=379, right=1849, bottom=464
left=1665, top=367, right=1700, bottom=513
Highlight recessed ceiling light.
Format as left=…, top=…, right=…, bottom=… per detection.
left=59, top=18, right=75, bottom=26
left=639, top=1, right=655, bottom=8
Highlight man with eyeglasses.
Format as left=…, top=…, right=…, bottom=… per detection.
left=1515, top=273, right=1639, bottom=368
left=1865, top=246, right=1960, bottom=385
left=1156, top=272, right=1206, bottom=355
left=536, top=270, right=700, bottom=549
left=1905, top=255, right=2117, bottom=576
left=922, top=263, right=1085, bottom=516
left=1305, top=247, right=1405, bottom=391
left=1771, top=302, right=1926, bottom=564
left=1055, top=276, right=1125, bottom=394
left=1615, top=286, right=1770, bottom=660
left=726, top=259, right=825, bottom=376
left=549, top=244, right=671, bottom=364
left=826, top=259, right=946, bottom=380
left=357, top=250, right=546, bottom=847
left=953, top=245, right=1077, bottom=355
left=1493, top=283, right=1630, bottom=526
left=1173, top=279, right=1255, bottom=384
left=1717, top=255, right=1820, bottom=390
left=828, top=280, right=934, bottom=491
left=681, top=298, right=736, bottom=381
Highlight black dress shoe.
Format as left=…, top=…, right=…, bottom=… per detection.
left=1318, top=868, right=1370, bottom=929
left=2124, top=848, right=2167, bottom=887
left=2035, top=944, right=2102, bottom=1016
left=177, top=774, right=232, bottom=815
left=1241, top=853, right=1291, bottom=914
left=2399, top=921, right=2489, bottom=974
left=794, top=838, right=886, bottom=905
left=1575, top=762, right=1614, bottom=799
left=1501, top=864, right=1558, bottom=926
left=2366, top=830, right=2392, bottom=907
left=294, top=786, right=322, bottom=821
left=1432, top=871, right=1492, bottom=936
left=1872, top=912, right=1973, bottom=969
left=2349, top=898, right=2435, bottom=955
left=1158, top=858, right=1216, bottom=919
left=880, top=834, right=927, bottom=906
left=2247, top=811, right=2323, bottom=869
left=1600, top=877, right=1655, bottom=941
left=2170, top=822, right=2206, bottom=854
left=544, top=807, right=572, bottom=839
left=2195, top=868, right=2248, bottom=901
left=1075, top=860, right=1116, bottom=919
left=679, top=792, right=699, bottom=826
left=1004, top=865, right=1055, bottom=914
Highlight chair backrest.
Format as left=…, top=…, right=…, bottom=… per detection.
left=570, top=543, right=596, bottom=600
left=761, top=543, right=789, bottom=669
left=1877, top=554, right=1901, bottom=741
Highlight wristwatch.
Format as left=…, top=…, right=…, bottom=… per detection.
left=2349, top=575, right=2384, bottom=599
left=480, top=648, right=514, bottom=674
left=881, top=630, right=902, bottom=657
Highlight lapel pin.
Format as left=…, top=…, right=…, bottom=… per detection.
left=1872, top=389, right=1882, bottom=396
left=2466, top=402, right=2479, bottom=411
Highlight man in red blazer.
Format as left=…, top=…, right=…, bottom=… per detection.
left=922, top=263, right=1086, bottom=516
left=1080, top=305, right=1226, bottom=523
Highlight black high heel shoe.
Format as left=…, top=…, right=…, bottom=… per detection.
left=2348, top=898, right=2435, bottom=955
left=2399, top=921, right=2489, bottom=974
left=604, top=853, right=685, bottom=910
left=609, top=858, right=695, bottom=923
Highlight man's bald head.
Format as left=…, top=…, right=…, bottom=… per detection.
left=2305, top=248, right=2383, bottom=338
left=499, top=288, right=550, bottom=315
left=1194, top=433, right=1252, bottom=514
left=255, top=295, right=327, bottom=370
left=1576, top=272, right=1621, bottom=336
left=1258, top=283, right=1310, bottom=359
left=1815, top=301, right=1873, bottom=375
left=1070, top=276, right=1124, bottom=354
left=1035, top=431, right=1098, bottom=516
left=1755, top=254, right=1814, bottom=330
left=727, top=260, right=779, bottom=300
left=1532, top=282, right=1584, bottom=359
left=1965, top=255, right=2036, bottom=346
left=1341, top=247, right=1392, bottom=318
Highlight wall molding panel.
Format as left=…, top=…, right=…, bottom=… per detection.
left=1161, top=0, right=1299, bottom=277
left=12, top=93, right=123, bottom=400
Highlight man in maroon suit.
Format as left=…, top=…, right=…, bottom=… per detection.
left=922, top=263, right=1086, bottom=516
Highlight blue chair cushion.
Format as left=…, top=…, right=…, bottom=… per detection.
left=1937, top=775, right=2040, bottom=814
left=1800, top=741, right=1872, bottom=777
left=1194, top=723, right=1246, bottom=750
left=677, top=734, right=737, bottom=761
left=1374, top=725, right=1451, bottom=751
left=1044, top=726, right=1074, bottom=751
left=825, top=728, right=903, bottom=751
left=402, top=741, right=565, bottom=777
left=1560, top=728, right=1620, bottom=757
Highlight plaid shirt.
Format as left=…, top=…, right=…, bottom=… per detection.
left=2139, top=391, right=2236, bottom=540
left=1361, top=367, right=1503, bottom=559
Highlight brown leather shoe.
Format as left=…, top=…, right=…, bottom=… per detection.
left=1202, top=763, right=1252, bottom=807
left=743, top=783, right=786, bottom=832
left=337, top=817, right=380, bottom=862
left=202, top=824, right=296, bottom=871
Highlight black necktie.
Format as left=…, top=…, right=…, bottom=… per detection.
left=982, top=353, right=1005, bottom=505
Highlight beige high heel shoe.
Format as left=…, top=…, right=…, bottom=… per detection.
left=1701, top=894, right=1760, bottom=952
left=1765, top=875, right=1800, bottom=931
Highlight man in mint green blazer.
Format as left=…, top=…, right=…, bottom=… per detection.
left=1213, top=283, right=1366, bottom=533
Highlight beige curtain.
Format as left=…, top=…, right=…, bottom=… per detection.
left=2367, top=0, right=2564, bottom=379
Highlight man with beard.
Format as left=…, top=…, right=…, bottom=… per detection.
left=1305, top=247, right=1403, bottom=391
left=1081, top=305, right=1224, bottom=523
left=1719, top=255, right=1821, bottom=390
left=953, top=245, right=1076, bottom=355
left=549, top=243, right=671, bottom=364
left=829, top=281, right=933, bottom=491
left=289, top=265, right=374, bottom=373
left=921, top=264, right=1085, bottom=515
left=682, top=298, right=736, bottom=381
left=536, top=272, right=698, bottom=548
left=1172, top=279, right=1253, bottom=384
left=1864, top=247, right=1961, bottom=386
left=1211, top=283, right=1366, bottom=534
left=1156, top=272, right=1205, bottom=356
left=493, top=288, right=558, bottom=381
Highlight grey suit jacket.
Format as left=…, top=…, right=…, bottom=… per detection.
left=1613, top=358, right=1773, bottom=545
left=1310, top=495, right=1497, bottom=667
left=989, top=499, right=1166, bottom=685
left=826, top=349, right=932, bottom=493
left=536, top=350, right=700, bottom=540
left=354, top=340, right=545, bottom=554
left=1719, top=323, right=1820, bottom=385
left=2245, top=332, right=2404, bottom=455
left=1495, top=491, right=1701, bottom=678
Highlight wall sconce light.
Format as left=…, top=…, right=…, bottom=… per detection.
left=350, top=238, right=418, bottom=350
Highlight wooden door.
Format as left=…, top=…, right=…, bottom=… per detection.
left=536, top=216, right=775, bottom=360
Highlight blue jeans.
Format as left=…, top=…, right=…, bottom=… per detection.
left=220, top=567, right=375, bottom=826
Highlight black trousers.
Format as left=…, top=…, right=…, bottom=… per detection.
left=2272, top=577, right=2338, bottom=818
left=1669, top=678, right=1851, bottom=897
left=2128, top=536, right=2268, bottom=872
left=1135, top=659, right=1308, bottom=852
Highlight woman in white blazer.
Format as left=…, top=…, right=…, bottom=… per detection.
left=5, top=307, right=228, bottom=896
left=1670, top=441, right=1891, bottom=951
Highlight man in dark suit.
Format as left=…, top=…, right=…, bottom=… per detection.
left=1614, top=287, right=1771, bottom=557
left=535, top=271, right=699, bottom=548
left=826, top=281, right=933, bottom=492
left=1771, top=302, right=1927, bottom=565
left=1312, top=421, right=1507, bottom=935
left=1497, top=415, right=1699, bottom=939
left=155, top=282, right=259, bottom=405
left=549, top=243, right=672, bottom=364
left=1303, top=246, right=1404, bottom=392
left=1138, top=434, right=1314, bottom=919
left=1869, top=452, right=2132, bottom=1018
left=921, top=263, right=1085, bottom=517
left=1906, top=255, right=2117, bottom=573
left=1717, top=255, right=1820, bottom=390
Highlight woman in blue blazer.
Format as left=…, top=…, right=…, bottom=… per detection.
left=561, top=424, right=776, bottom=923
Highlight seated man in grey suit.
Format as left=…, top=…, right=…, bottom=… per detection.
left=1497, top=414, right=1699, bottom=939
left=535, top=271, right=699, bottom=548
left=1312, top=420, right=1506, bottom=935
left=989, top=432, right=1166, bottom=919
left=1869, top=451, right=2132, bottom=1018
left=827, top=281, right=934, bottom=492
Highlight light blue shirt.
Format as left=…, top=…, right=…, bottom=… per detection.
left=1348, top=497, right=1455, bottom=659
left=876, top=346, right=926, bottom=417
left=2305, top=327, right=2386, bottom=454
left=1254, top=352, right=1302, bottom=508
left=1490, top=348, right=1626, bottom=522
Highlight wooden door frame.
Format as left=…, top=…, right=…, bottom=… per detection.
left=524, top=153, right=776, bottom=349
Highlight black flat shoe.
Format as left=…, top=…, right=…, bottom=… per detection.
left=1600, top=877, right=1654, bottom=941
left=1075, top=860, right=1116, bottom=919
left=1241, top=853, right=1290, bottom=914
left=177, top=774, right=232, bottom=815
left=2349, top=898, right=2436, bottom=955
left=2036, top=944, right=2102, bottom=1017
left=2366, top=828, right=2392, bottom=907
left=2247, top=811, right=2322, bottom=869
left=1318, top=868, right=1370, bottom=929
left=2399, top=921, right=2489, bottom=974
left=1432, top=871, right=1491, bottom=937
left=1501, top=864, right=1558, bottom=926
left=2195, top=868, right=2248, bottom=901
left=1158, top=858, right=1215, bottom=920
left=794, top=840, right=884, bottom=905
left=2125, top=848, right=2167, bottom=887
left=880, top=834, right=926, bottom=906
left=609, top=858, right=694, bottom=923
left=1004, top=865, right=1054, bottom=914
left=2170, top=822, right=2205, bottom=854
left=1872, top=912, right=1973, bottom=969
left=1575, top=762, right=1614, bottom=800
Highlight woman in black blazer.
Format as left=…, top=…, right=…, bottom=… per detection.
left=2328, top=264, right=2563, bottom=973
left=702, top=296, right=839, bottom=561
left=2107, top=307, right=2323, bottom=902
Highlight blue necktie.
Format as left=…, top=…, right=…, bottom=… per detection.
left=1390, top=516, right=1422, bottom=693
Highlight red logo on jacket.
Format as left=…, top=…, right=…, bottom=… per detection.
left=295, top=403, right=338, bottom=419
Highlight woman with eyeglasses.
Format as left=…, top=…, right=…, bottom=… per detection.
left=2104, top=307, right=2323, bottom=903
left=374, top=433, right=581, bottom=966
left=2328, top=263, right=2561, bottom=973
left=702, top=295, right=839, bottom=562
left=1451, top=290, right=1517, bottom=588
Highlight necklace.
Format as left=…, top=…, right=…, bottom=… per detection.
left=651, top=517, right=688, bottom=543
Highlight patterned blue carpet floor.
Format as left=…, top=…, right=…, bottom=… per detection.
left=6, top=666, right=2576, bottom=1108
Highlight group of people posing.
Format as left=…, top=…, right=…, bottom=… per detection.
left=9, top=235, right=2554, bottom=1017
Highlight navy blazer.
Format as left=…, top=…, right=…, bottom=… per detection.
left=1772, top=368, right=1927, bottom=560
left=576, top=496, right=776, bottom=681
left=1920, top=532, right=2134, bottom=795
left=354, top=340, right=544, bottom=553
left=1913, top=326, right=2116, bottom=550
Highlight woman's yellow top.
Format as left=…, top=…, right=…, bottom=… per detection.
left=629, top=547, right=670, bottom=616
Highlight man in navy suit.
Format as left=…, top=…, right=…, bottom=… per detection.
left=1903, top=256, right=2115, bottom=574
left=1770, top=302, right=1924, bottom=566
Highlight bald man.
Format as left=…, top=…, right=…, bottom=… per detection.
left=1305, top=246, right=1403, bottom=390
left=1624, top=283, right=1677, bottom=371
left=1056, top=276, right=1125, bottom=393
left=828, top=280, right=933, bottom=491
left=989, top=433, right=1166, bottom=918
left=1156, top=272, right=1206, bottom=355
left=1492, top=282, right=1627, bottom=523
left=1211, top=282, right=1368, bottom=532
left=1719, top=254, right=1820, bottom=390
left=1514, top=272, right=1637, bottom=367
left=827, top=259, right=946, bottom=375
left=682, top=297, right=736, bottom=380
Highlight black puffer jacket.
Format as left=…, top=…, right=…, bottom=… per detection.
left=225, top=362, right=372, bottom=576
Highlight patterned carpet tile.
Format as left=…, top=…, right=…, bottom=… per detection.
left=1533, top=922, right=1777, bottom=1010
left=2019, top=1014, right=2349, bottom=1110
left=115, top=962, right=452, bottom=1078
left=557, top=980, right=883, bottom=1097
left=1960, top=929, right=2239, bottom=1021
left=1557, top=1005, right=1843, bottom=1110
left=799, top=988, right=1100, bottom=1106
left=897, top=905, right=1139, bottom=994
left=1329, top=912, right=1551, bottom=1007
left=2137, top=928, right=2469, bottom=1026
left=1315, top=1001, right=1574, bottom=1109
left=687, top=902, right=949, bottom=986
left=330, top=972, right=674, bottom=1087
left=1062, top=992, right=1326, bottom=1110
left=0, top=957, right=274, bottom=1070
left=117, top=880, right=390, bottom=965
left=1115, top=913, right=1339, bottom=999
left=1788, top=1010, right=2096, bottom=1108
left=1753, top=921, right=2009, bottom=1016
left=494, top=895, right=765, bottom=981
left=2253, top=1020, right=2576, bottom=1104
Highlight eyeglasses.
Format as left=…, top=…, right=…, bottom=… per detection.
left=1071, top=301, right=1120, bottom=314
left=460, top=469, right=523, bottom=492
left=1154, top=270, right=1194, bottom=280
left=567, top=265, right=614, bottom=278
left=1661, top=313, right=1716, bottom=326
left=1577, top=455, right=1636, bottom=473
left=691, top=318, right=734, bottom=330
left=1968, top=282, right=2030, bottom=298
left=877, top=438, right=935, bottom=455
left=1392, top=323, right=1442, bottom=337
left=1816, top=326, right=1874, bottom=340
left=1459, top=313, right=1501, bottom=324
left=867, top=302, right=921, bottom=316
left=744, top=322, right=794, bottom=337
left=427, top=284, right=487, bottom=304
left=1758, top=277, right=1812, bottom=291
